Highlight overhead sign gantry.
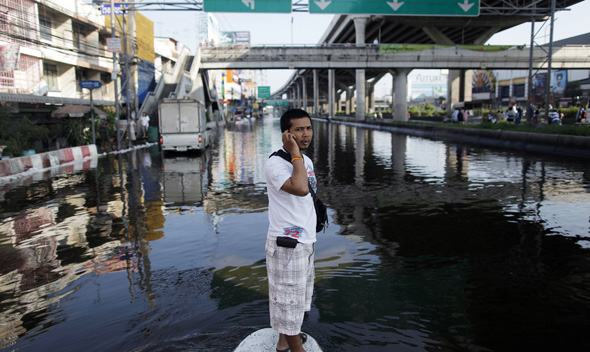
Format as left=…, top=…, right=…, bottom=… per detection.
left=309, top=0, right=479, bottom=16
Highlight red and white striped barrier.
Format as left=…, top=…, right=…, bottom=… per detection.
left=0, top=145, right=98, bottom=178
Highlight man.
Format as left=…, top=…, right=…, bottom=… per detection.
left=265, top=109, right=317, bottom=352
left=140, top=112, right=150, bottom=138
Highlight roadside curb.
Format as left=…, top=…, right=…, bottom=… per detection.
left=323, top=117, right=590, bottom=159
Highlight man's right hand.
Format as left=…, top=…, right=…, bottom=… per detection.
left=282, top=130, right=301, bottom=158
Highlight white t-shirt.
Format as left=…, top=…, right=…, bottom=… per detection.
left=140, top=114, right=150, bottom=127
left=265, top=151, right=317, bottom=244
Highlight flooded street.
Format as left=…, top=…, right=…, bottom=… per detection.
left=1, top=117, right=590, bottom=352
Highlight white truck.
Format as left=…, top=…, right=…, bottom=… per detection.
left=158, top=98, right=209, bottom=152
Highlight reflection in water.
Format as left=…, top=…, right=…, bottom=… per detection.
left=1, top=120, right=590, bottom=351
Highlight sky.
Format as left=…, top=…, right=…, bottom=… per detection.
left=141, top=1, right=590, bottom=96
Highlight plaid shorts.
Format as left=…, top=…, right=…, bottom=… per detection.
left=266, top=237, right=315, bottom=336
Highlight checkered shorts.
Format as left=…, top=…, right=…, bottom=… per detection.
left=266, top=237, right=315, bottom=336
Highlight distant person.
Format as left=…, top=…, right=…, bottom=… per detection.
left=516, top=107, right=522, bottom=124
left=576, top=105, right=586, bottom=122
left=457, top=109, right=465, bottom=124
left=526, top=103, right=535, bottom=126
left=533, top=110, right=540, bottom=126
left=452, top=108, right=459, bottom=123
left=373, top=38, right=379, bottom=45
left=140, top=112, right=150, bottom=138
left=129, top=118, right=136, bottom=142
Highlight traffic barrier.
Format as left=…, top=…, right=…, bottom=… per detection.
left=0, top=144, right=98, bottom=178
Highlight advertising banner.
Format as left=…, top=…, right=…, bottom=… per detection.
left=552, top=70, right=566, bottom=95
left=534, top=73, right=547, bottom=101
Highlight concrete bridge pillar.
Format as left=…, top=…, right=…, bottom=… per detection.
left=367, top=82, right=375, bottom=114
left=328, top=69, right=335, bottom=119
left=390, top=72, right=396, bottom=112
left=297, top=82, right=302, bottom=108
left=394, top=69, right=409, bottom=122
left=313, top=69, right=319, bottom=116
left=354, top=16, right=369, bottom=120
left=346, top=88, right=353, bottom=115
left=302, top=76, right=307, bottom=112
left=447, top=69, right=473, bottom=113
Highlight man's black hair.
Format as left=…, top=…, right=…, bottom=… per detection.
left=280, top=109, right=311, bottom=132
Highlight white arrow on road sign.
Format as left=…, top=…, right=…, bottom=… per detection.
left=387, top=0, right=404, bottom=11
left=241, top=0, right=254, bottom=10
left=314, top=0, right=332, bottom=10
left=458, top=0, right=475, bottom=12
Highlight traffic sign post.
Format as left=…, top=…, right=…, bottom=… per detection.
left=310, top=0, right=479, bottom=16
left=204, top=0, right=292, bottom=13
left=258, top=86, right=271, bottom=99
left=79, top=81, right=103, bottom=146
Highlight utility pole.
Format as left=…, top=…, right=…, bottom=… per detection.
left=122, top=1, right=132, bottom=146
left=545, top=0, right=556, bottom=121
left=527, top=6, right=535, bottom=109
left=110, top=0, right=120, bottom=151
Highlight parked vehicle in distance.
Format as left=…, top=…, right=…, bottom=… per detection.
left=158, top=98, right=209, bottom=152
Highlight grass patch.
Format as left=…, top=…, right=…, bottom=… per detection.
left=390, top=120, right=590, bottom=137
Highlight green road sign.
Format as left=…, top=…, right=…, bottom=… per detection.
left=266, top=100, right=290, bottom=106
left=309, top=0, right=479, bottom=16
left=258, top=86, right=271, bottom=98
left=204, top=0, right=291, bottom=13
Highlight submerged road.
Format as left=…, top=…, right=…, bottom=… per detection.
left=1, top=117, right=590, bottom=351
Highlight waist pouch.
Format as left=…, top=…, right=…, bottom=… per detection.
left=276, top=236, right=298, bottom=248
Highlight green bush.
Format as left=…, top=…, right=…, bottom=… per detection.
left=419, top=103, right=436, bottom=117
left=408, top=106, right=420, bottom=116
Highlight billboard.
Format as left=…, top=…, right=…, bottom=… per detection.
left=220, top=31, right=251, bottom=46
left=552, top=70, right=566, bottom=95
left=135, top=12, right=155, bottom=62
left=534, top=73, right=547, bottom=101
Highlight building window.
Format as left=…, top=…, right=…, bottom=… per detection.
left=43, top=63, right=58, bottom=90
left=39, top=14, right=52, bottom=41
left=513, top=84, right=525, bottom=97
left=75, top=68, right=88, bottom=93
left=499, top=85, right=510, bottom=98
left=73, top=23, right=87, bottom=50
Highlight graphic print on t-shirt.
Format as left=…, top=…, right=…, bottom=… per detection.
left=283, top=226, right=303, bottom=239
left=307, top=166, right=317, bottom=192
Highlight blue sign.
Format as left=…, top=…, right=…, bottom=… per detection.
left=79, top=80, right=102, bottom=89
left=100, top=4, right=126, bottom=15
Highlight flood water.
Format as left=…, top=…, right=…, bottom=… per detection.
left=1, top=117, right=590, bottom=352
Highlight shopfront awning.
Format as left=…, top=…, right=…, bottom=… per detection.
left=51, top=105, right=108, bottom=118
left=0, top=92, right=114, bottom=106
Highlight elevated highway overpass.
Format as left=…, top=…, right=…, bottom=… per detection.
left=200, top=42, right=590, bottom=119
left=200, top=0, right=585, bottom=121
left=200, top=44, right=590, bottom=70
